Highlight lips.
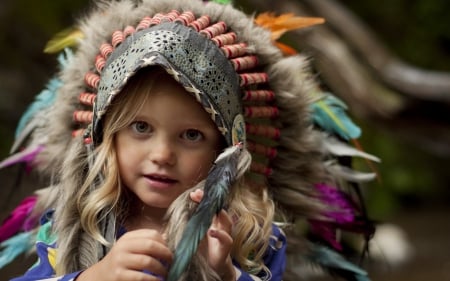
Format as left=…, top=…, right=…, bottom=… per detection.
left=147, top=174, right=177, bottom=183
left=144, top=173, right=178, bottom=189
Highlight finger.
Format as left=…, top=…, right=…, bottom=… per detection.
left=189, top=188, right=204, bottom=203
left=98, top=256, right=163, bottom=281
left=207, top=228, right=233, bottom=271
left=116, top=236, right=173, bottom=264
left=212, top=209, right=233, bottom=235
left=208, top=228, right=233, bottom=248
left=134, top=239, right=173, bottom=263
left=121, top=229, right=166, bottom=243
left=125, top=253, right=169, bottom=278
left=117, top=270, right=163, bottom=281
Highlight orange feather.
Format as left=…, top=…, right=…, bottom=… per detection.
left=255, top=12, right=325, bottom=41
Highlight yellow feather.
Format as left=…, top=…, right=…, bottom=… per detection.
left=44, top=28, right=84, bottom=54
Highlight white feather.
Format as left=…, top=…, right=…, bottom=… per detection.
left=326, top=161, right=377, bottom=182
left=322, top=136, right=380, bottom=162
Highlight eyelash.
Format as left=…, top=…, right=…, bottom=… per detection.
left=129, top=121, right=204, bottom=142
left=182, top=129, right=204, bottom=142
left=130, top=121, right=152, bottom=134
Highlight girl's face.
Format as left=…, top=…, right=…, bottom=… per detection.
left=115, top=72, right=222, bottom=213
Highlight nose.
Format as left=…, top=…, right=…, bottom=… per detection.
left=149, top=135, right=176, bottom=166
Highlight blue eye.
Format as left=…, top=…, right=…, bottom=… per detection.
left=182, top=129, right=203, bottom=141
left=131, top=121, right=151, bottom=134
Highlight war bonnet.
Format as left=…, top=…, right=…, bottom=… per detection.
left=36, top=0, right=327, bottom=217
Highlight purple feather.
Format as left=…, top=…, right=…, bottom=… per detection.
left=0, top=145, right=44, bottom=171
left=0, top=195, right=38, bottom=242
left=315, top=183, right=355, bottom=223
left=309, top=183, right=357, bottom=251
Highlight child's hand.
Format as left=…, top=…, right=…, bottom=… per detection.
left=76, top=229, right=173, bottom=281
left=190, top=189, right=236, bottom=281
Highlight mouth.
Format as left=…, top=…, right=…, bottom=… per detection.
left=147, top=174, right=177, bottom=183
left=144, top=174, right=178, bottom=189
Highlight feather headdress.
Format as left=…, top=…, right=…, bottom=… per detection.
left=0, top=0, right=378, bottom=280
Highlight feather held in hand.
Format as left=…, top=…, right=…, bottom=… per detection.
left=167, top=143, right=250, bottom=281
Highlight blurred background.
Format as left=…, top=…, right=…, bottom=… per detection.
left=1, top=0, right=449, bottom=280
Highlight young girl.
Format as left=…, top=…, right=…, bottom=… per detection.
left=1, top=0, right=377, bottom=280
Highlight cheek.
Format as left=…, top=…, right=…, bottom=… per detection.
left=115, top=137, right=140, bottom=176
left=115, top=147, right=129, bottom=183
left=182, top=152, right=216, bottom=184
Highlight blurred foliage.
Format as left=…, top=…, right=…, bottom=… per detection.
left=345, top=0, right=450, bottom=71
left=1, top=0, right=88, bottom=66
left=354, top=119, right=450, bottom=219
left=0, top=0, right=89, bottom=156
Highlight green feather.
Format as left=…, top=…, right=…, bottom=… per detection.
left=210, top=0, right=232, bottom=4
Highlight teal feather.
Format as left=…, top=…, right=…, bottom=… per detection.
left=12, top=49, right=73, bottom=153
left=14, top=78, right=60, bottom=139
left=0, top=232, right=35, bottom=269
left=311, top=93, right=361, bottom=141
left=167, top=145, right=242, bottom=281
left=307, top=243, right=370, bottom=281
left=14, top=49, right=72, bottom=140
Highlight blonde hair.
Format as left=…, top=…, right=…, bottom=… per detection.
left=228, top=182, right=275, bottom=276
left=55, top=67, right=276, bottom=276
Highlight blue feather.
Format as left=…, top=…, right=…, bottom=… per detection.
left=311, top=93, right=361, bottom=141
left=307, top=243, right=370, bottom=281
left=14, top=49, right=73, bottom=139
left=0, top=232, right=35, bottom=269
left=14, top=79, right=60, bottom=139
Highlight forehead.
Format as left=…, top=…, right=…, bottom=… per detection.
left=127, top=69, right=215, bottom=125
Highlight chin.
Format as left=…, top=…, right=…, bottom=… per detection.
left=141, top=197, right=175, bottom=209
